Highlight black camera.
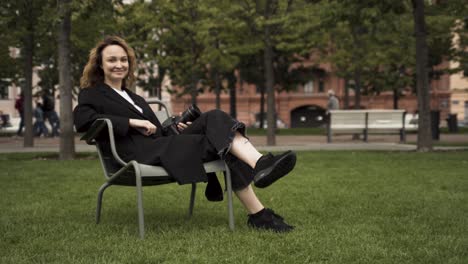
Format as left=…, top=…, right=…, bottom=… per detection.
left=161, top=104, right=201, bottom=135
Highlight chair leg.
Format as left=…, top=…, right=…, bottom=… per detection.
left=96, top=182, right=112, bottom=224
left=188, top=183, right=196, bottom=218
left=224, top=163, right=235, bottom=231
left=133, top=164, right=145, bottom=239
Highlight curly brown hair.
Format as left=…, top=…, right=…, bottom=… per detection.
left=80, top=36, right=137, bottom=89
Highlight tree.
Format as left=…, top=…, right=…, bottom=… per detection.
left=57, top=0, right=75, bottom=159
left=233, top=0, right=299, bottom=145
left=0, top=3, right=20, bottom=98
left=3, top=0, right=54, bottom=147
left=197, top=0, right=240, bottom=109
left=412, top=0, right=432, bottom=151
left=149, top=0, right=206, bottom=105
left=238, top=52, right=267, bottom=127
left=71, top=0, right=121, bottom=87
left=314, top=1, right=406, bottom=109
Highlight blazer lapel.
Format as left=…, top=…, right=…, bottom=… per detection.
left=123, top=87, right=164, bottom=129
left=97, top=84, right=146, bottom=118
left=124, top=89, right=156, bottom=119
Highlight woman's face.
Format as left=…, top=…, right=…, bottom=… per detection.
left=101, top=44, right=129, bottom=86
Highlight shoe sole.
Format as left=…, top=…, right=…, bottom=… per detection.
left=248, top=223, right=294, bottom=233
left=254, top=151, right=296, bottom=188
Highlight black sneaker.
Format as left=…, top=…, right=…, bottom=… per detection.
left=247, top=208, right=294, bottom=232
left=253, top=151, right=296, bottom=188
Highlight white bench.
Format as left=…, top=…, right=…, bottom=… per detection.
left=0, top=116, right=20, bottom=134
left=327, top=109, right=418, bottom=143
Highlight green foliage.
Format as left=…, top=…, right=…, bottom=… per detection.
left=1, top=0, right=467, bottom=109
left=0, top=0, right=122, bottom=97
left=430, top=0, right=468, bottom=76
left=142, top=0, right=207, bottom=98
left=70, top=0, right=121, bottom=90
left=0, top=0, right=53, bottom=87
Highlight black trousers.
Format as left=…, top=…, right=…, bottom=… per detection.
left=180, top=109, right=254, bottom=191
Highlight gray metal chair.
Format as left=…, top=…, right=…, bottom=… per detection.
left=81, top=99, right=234, bottom=239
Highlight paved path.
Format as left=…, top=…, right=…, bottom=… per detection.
left=1, top=133, right=467, bottom=153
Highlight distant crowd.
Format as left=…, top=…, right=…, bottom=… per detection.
left=13, top=92, right=60, bottom=137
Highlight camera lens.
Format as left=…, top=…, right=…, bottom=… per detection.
left=179, top=104, right=201, bottom=123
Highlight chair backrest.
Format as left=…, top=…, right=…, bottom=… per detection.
left=147, top=99, right=171, bottom=123
left=95, top=140, right=123, bottom=177
left=93, top=99, right=173, bottom=181
left=155, top=110, right=169, bottom=123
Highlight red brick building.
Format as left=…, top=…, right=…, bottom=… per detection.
left=169, top=64, right=451, bottom=128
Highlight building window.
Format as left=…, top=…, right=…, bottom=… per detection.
left=0, top=82, right=8, bottom=99
left=304, top=81, right=314, bottom=93
left=256, top=85, right=263, bottom=94
left=440, top=99, right=448, bottom=108
left=465, top=101, right=468, bottom=122
left=318, top=79, right=325, bottom=93
left=452, top=100, right=459, bottom=105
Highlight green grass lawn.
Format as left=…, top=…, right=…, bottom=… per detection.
left=247, top=127, right=327, bottom=135
left=1, top=151, right=467, bottom=264
left=246, top=126, right=468, bottom=136
left=406, top=141, right=468, bottom=147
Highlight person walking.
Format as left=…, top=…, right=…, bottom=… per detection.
left=33, top=101, right=49, bottom=137
left=14, top=93, right=24, bottom=136
left=41, top=91, right=60, bottom=137
left=327, top=89, right=340, bottom=111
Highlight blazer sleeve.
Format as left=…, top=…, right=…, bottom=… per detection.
left=73, top=88, right=130, bottom=136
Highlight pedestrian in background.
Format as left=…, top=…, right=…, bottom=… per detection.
left=33, top=100, right=49, bottom=137
left=41, top=91, right=60, bottom=137
left=14, top=93, right=24, bottom=136
left=327, top=89, right=340, bottom=111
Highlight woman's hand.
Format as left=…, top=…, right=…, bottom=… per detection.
left=177, top=121, right=192, bottom=132
left=129, top=119, right=157, bottom=136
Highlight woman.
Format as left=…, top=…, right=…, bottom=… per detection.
left=74, top=36, right=297, bottom=232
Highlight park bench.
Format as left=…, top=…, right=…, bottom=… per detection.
left=81, top=99, right=235, bottom=239
left=0, top=116, right=20, bottom=133
left=327, top=109, right=418, bottom=143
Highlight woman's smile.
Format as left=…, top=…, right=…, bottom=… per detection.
left=101, top=44, right=129, bottom=87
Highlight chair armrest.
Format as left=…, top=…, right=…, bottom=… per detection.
left=80, top=118, right=127, bottom=166
left=80, top=119, right=108, bottom=145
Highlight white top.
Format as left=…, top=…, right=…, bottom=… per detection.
left=111, top=87, right=143, bottom=113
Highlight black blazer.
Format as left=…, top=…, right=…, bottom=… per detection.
left=74, top=83, right=212, bottom=184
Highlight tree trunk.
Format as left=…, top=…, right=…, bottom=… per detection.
left=22, top=9, right=34, bottom=148
left=190, top=39, right=198, bottom=105
left=57, top=0, right=75, bottom=159
left=344, top=78, right=349, bottom=109
left=214, top=69, right=221, bottom=109
left=264, top=33, right=276, bottom=145
left=190, top=68, right=197, bottom=105
left=190, top=83, right=197, bottom=105
left=259, top=84, right=265, bottom=129
left=229, top=72, right=237, bottom=118
left=393, top=88, right=399, bottom=109
left=412, top=0, right=433, bottom=151
left=353, top=69, right=362, bottom=109
left=263, top=1, right=276, bottom=146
